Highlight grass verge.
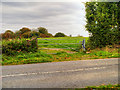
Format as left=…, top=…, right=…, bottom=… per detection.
left=86, top=84, right=120, bottom=89
left=2, top=46, right=120, bottom=65
left=66, top=84, right=120, bottom=90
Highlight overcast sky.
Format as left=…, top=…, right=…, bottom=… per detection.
left=1, top=1, right=89, bottom=37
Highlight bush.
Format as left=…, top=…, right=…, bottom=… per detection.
left=54, top=32, right=66, bottom=37
left=2, top=37, right=38, bottom=56
left=38, top=27, right=48, bottom=34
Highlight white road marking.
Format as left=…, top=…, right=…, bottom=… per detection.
left=2, top=67, right=106, bottom=78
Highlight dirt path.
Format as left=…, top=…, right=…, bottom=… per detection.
left=39, top=48, right=76, bottom=54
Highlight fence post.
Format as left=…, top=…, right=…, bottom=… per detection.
left=82, top=38, right=85, bottom=51
left=84, top=38, right=85, bottom=51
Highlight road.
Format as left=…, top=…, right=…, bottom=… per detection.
left=2, top=58, right=119, bottom=88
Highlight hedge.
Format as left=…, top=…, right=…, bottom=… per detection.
left=2, top=37, right=38, bottom=56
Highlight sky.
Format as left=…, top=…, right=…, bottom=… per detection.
left=1, top=0, right=90, bottom=37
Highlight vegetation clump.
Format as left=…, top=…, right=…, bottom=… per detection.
left=85, top=2, right=120, bottom=49
left=54, top=32, right=66, bottom=37
left=2, top=37, right=38, bottom=56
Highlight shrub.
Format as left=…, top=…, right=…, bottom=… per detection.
left=2, top=37, right=38, bottom=56
left=38, top=27, right=48, bottom=34
left=54, top=32, right=66, bottom=37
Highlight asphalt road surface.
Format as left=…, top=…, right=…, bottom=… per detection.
left=2, top=58, right=119, bottom=88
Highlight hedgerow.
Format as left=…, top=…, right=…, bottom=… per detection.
left=2, top=37, right=38, bottom=56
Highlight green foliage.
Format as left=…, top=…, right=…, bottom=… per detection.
left=38, top=27, right=48, bottom=34
left=22, top=32, right=31, bottom=38
left=54, top=32, right=66, bottom=37
left=89, top=51, right=112, bottom=57
left=2, top=38, right=38, bottom=56
left=2, top=36, right=120, bottom=65
left=55, top=51, right=67, bottom=55
left=30, top=31, right=40, bottom=37
left=2, top=46, right=120, bottom=65
left=14, top=30, right=21, bottom=38
left=85, top=2, right=120, bottom=49
left=86, top=84, right=120, bottom=89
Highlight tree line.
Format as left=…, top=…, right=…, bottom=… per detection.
left=1, top=27, right=67, bottom=39
left=85, top=2, right=120, bottom=49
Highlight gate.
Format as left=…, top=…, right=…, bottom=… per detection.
left=38, top=38, right=86, bottom=51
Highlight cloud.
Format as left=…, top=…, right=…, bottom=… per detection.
left=1, top=0, right=91, bottom=2
left=2, top=2, right=89, bottom=37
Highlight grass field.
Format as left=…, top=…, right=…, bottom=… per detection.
left=38, top=37, right=88, bottom=49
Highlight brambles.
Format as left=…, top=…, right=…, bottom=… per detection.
left=2, top=37, right=38, bottom=56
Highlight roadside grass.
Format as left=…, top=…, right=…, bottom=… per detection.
left=2, top=46, right=120, bottom=65
left=2, top=51, right=53, bottom=65
left=67, top=84, right=120, bottom=90
left=88, top=46, right=120, bottom=59
left=2, top=37, right=120, bottom=65
left=86, top=84, right=120, bottom=89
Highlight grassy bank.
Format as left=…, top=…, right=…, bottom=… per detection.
left=2, top=45, right=120, bottom=65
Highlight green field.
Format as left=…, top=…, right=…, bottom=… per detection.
left=38, top=37, right=88, bottom=49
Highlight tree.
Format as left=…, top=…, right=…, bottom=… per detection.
left=15, top=30, right=22, bottom=38
left=30, top=31, right=40, bottom=37
left=47, top=33, right=53, bottom=37
left=2, top=30, right=15, bottom=39
left=5, top=30, right=14, bottom=34
left=54, top=32, right=66, bottom=37
left=20, top=27, right=31, bottom=34
left=22, top=32, right=31, bottom=38
left=85, top=2, right=119, bottom=49
left=38, top=27, right=48, bottom=34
